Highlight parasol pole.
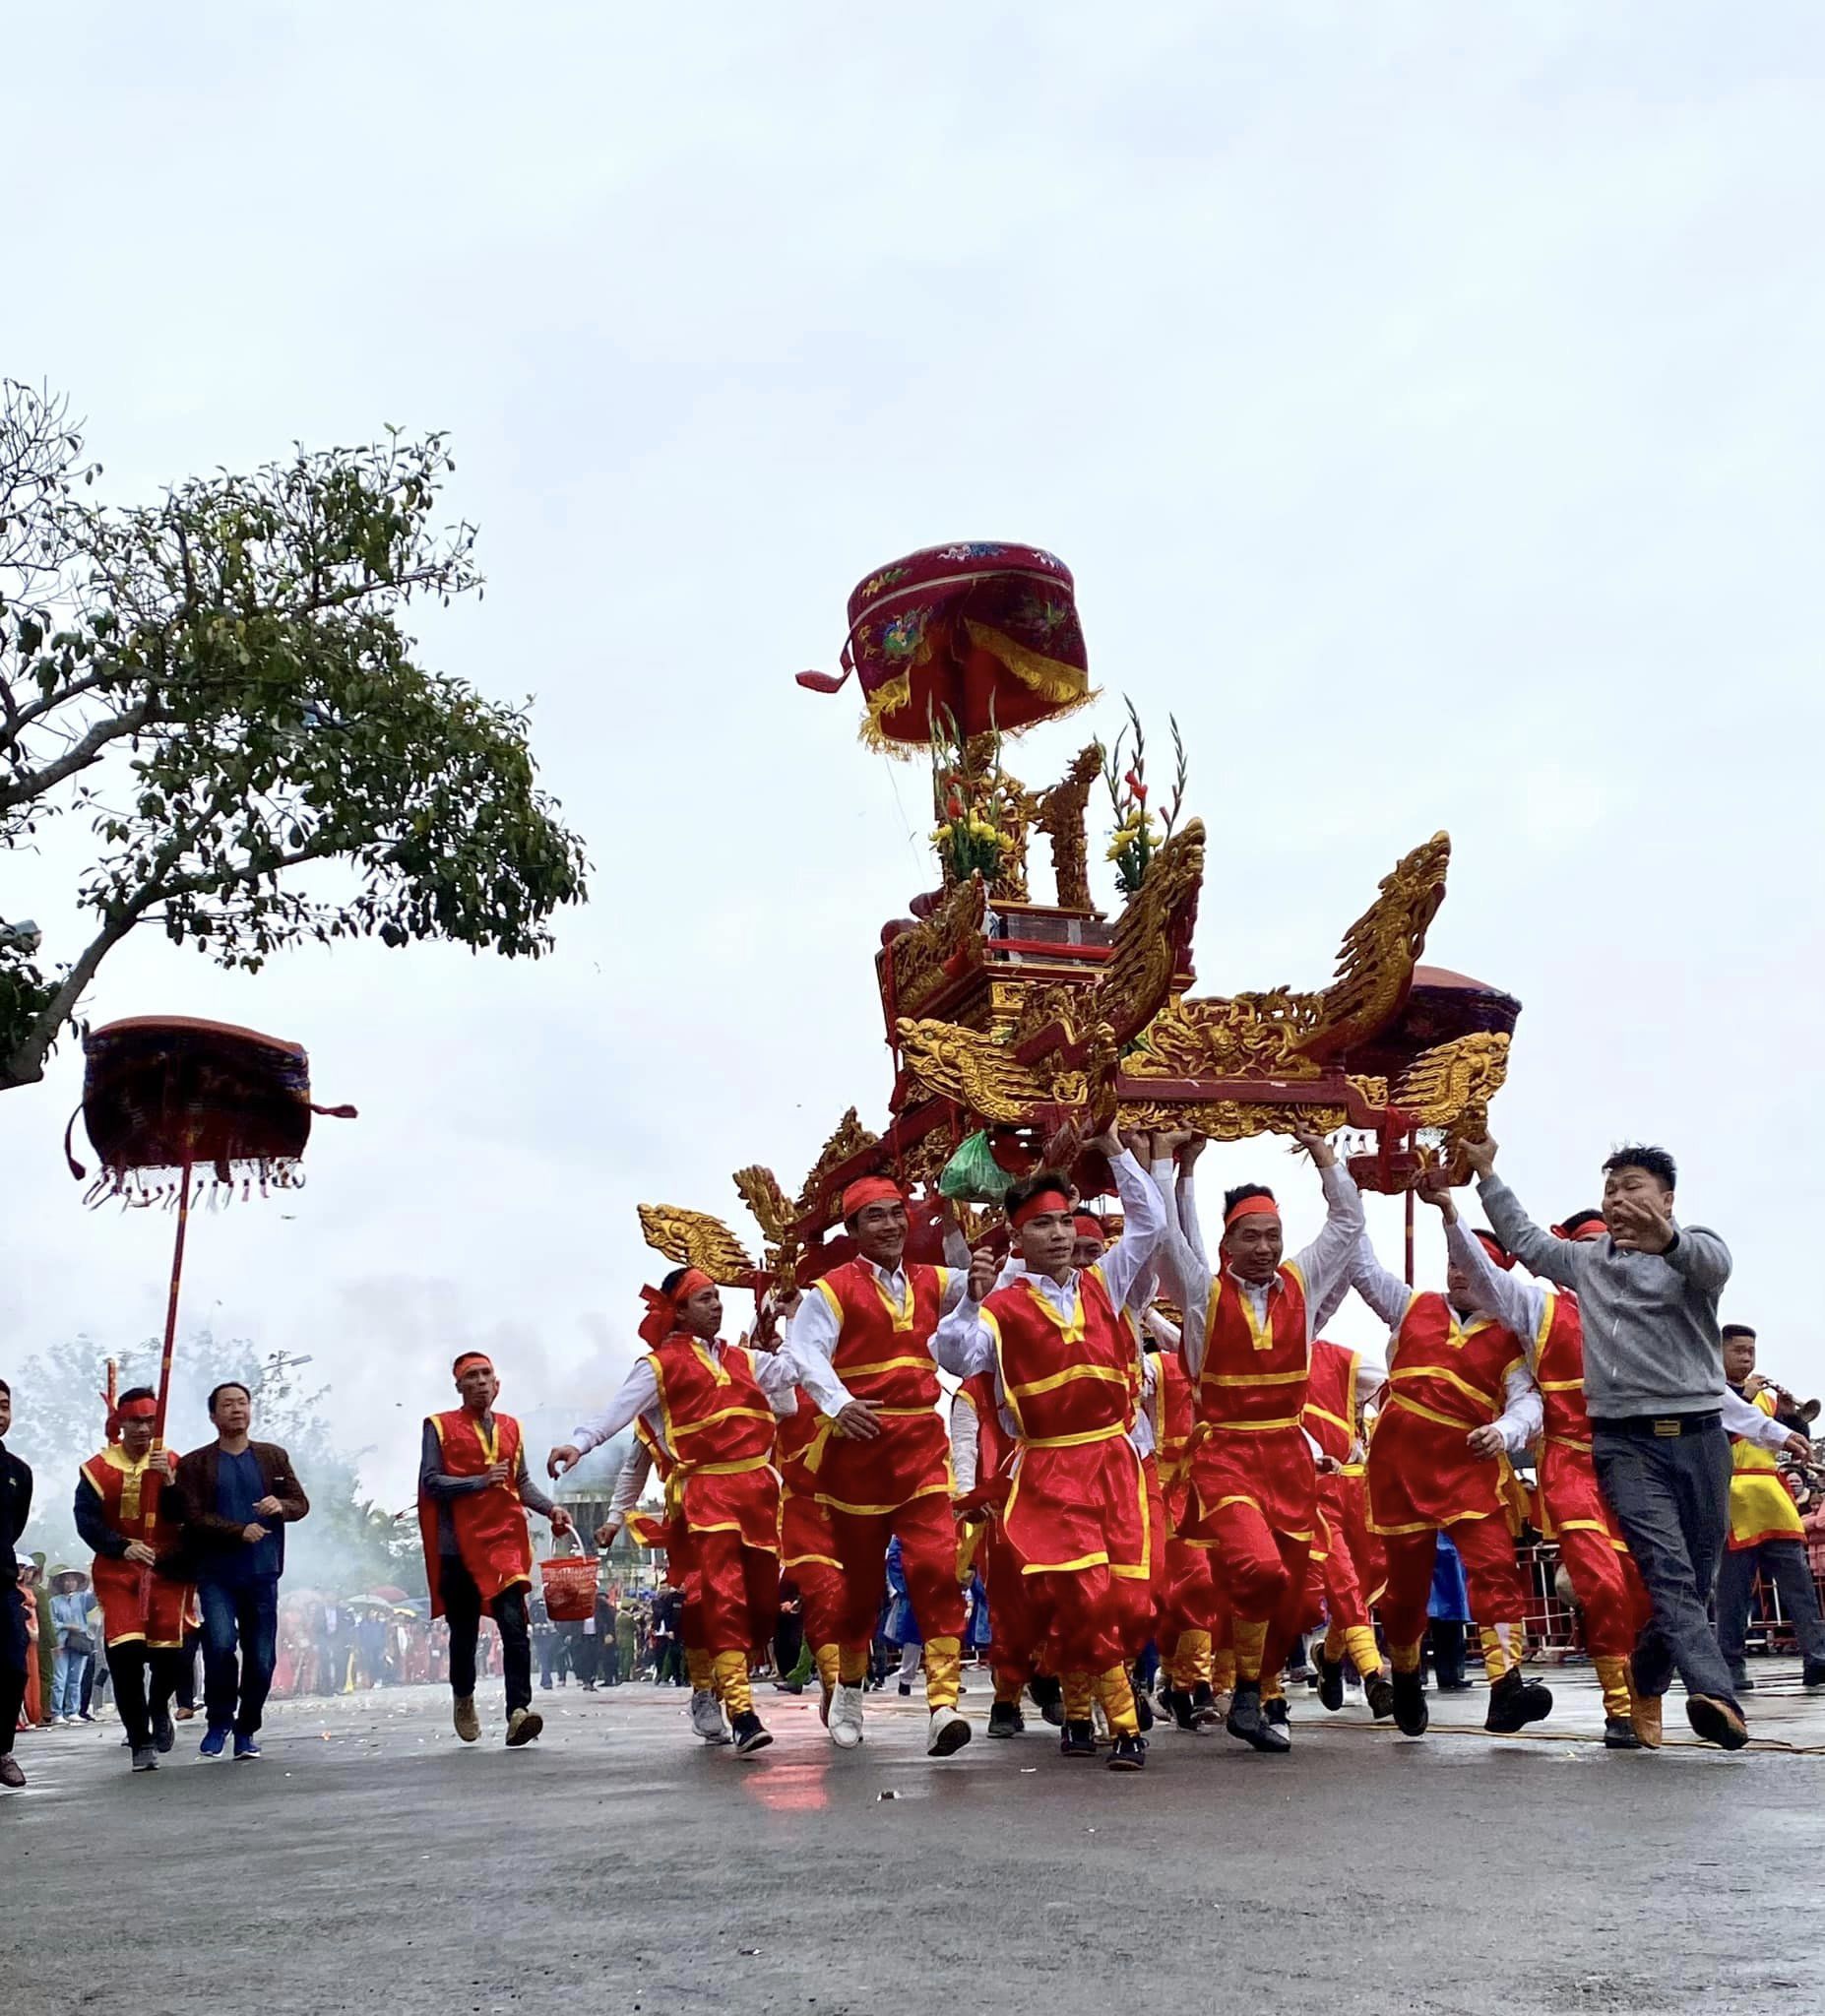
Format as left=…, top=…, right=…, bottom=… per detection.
left=1404, top=1162, right=1416, bottom=1288
left=153, top=1158, right=195, bottom=1451
left=141, top=1159, right=193, bottom=1624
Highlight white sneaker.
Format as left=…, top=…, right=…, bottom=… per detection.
left=828, top=1682, right=865, bottom=1749
left=926, top=1705, right=973, bottom=1757
left=689, top=1689, right=730, bottom=1744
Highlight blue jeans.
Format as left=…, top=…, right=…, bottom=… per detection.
left=51, top=1649, right=90, bottom=1719
left=199, top=1577, right=280, bottom=1735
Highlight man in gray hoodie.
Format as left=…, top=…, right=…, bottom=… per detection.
left=1464, top=1135, right=1806, bottom=1751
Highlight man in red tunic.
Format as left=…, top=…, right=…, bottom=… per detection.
left=1304, top=1338, right=1396, bottom=1721
left=552, top=1269, right=801, bottom=1755
left=74, top=1388, right=195, bottom=1772
left=1155, top=1130, right=1365, bottom=1754
left=419, top=1354, right=573, bottom=1748
left=784, top=1176, right=975, bottom=1757
left=935, top=1128, right=1163, bottom=1770
left=1349, top=1195, right=1551, bottom=1739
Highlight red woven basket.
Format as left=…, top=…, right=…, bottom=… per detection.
left=538, top=1554, right=598, bottom=1622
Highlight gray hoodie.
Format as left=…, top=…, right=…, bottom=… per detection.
left=1478, top=1172, right=1731, bottom=1420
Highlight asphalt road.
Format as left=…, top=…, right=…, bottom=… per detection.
left=5, top=1666, right=1823, bottom=2016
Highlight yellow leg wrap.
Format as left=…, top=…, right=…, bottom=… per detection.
left=1261, top=1670, right=1285, bottom=1705
left=1480, top=1624, right=1514, bottom=1683
left=1171, top=1628, right=1213, bottom=1690
left=1345, top=1625, right=1382, bottom=1680
left=814, top=1643, right=842, bottom=1694
left=1095, top=1665, right=1139, bottom=1736
left=923, top=1635, right=962, bottom=1712
left=1321, top=1620, right=1348, bottom=1663
left=1233, top=1618, right=1269, bottom=1683
left=1211, top=1646, right=1235, bottom=1694
left=713, top=1648, right=753, bottom=1718
left=1063, top=1670, right=1094, bottom=1722
left=686, top=1647, right=715, bottom=1693
left=1593, top=1654, right=1633, bottom=1723
left=1390, top=1640, right=1423, bottom=1675
left=838, top=1643, right=869, bottom=1686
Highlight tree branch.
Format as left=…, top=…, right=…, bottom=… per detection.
left=0, top=888, right=158, bottom=1090
left=0, top=695, right=153, bottom=811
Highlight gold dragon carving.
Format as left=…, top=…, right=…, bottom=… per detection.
left=794, top=1106, right=882, bottom=1213
left=1392, top=1031, right=1512, bottom=1168
left=732, top=1164, right=801, bottom=1287
left=1031, top=743, right=1103, bottom=912
left=636, top=1204, right=758, bottom=1286
left=1126, top=831, right=1450, bottom=1081
left=885, top=875, right=987, bottom=1020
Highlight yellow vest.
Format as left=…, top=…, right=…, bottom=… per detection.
left=1729, top=1389, right=1805, bottom=1548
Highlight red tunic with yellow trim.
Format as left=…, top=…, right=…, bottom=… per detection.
left=645, top=1334, right=781, bottom=1553
left=1529, top=1289, right=1626, bottom=1550
left=808, top=1259, right=954, bottom=1515
left=624, top=1415, right=683, bottom=1557
left=81, top=1446, right=192, bottom=1648
left=1304, top=1337, right=1361, bottom=1573
left=1728, top=1386, right=1805, bottom=1550
left=418, top=1411, right=535, bottom=1617
left=986, top=1267, right=1150, bottom=1581
left=1154, top=1349, right=1197, bottom=1531
left=1185, top=1263, right=1315, bottom=1543
left=776, top=1391, right=841, bottom=1574
left=954, top=1370, right=1017, bottom=1517
left=1367, top=1293, right=1523, bottom=1535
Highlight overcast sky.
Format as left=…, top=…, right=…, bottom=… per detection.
left=4, top=4, right=1820, bottom=1513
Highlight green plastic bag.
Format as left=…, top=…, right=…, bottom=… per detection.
left=938, top=1130, right=1015, bottom=1205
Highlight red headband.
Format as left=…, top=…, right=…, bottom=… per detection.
left=1552, top=1218, right=1606, bottom=1243
left=116, top=1396, right=157, bottom=1421
left=639, top=1268, right=716, bottom=1347
left=1473, top=1230, right=1515, bottom=1273
left=1010, top=1186, right=1073, bottom=1229
left=1072, top=1214, right=1105, bottom=1241
left=1224, top=1195, right=1281, bottom=1228
left=842, top=1176, right=904, bottom=1220
left=453, top=1353, right=494, bottom=1379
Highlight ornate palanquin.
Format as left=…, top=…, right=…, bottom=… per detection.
left=642, top=545, right=1519, bottom=1294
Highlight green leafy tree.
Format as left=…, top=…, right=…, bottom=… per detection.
left=0, top=380, right=588, bottom=1088
left=6, top=1327, right=424, bottom=1597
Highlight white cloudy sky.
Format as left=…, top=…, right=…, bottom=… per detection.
left=4, top=4, right=1821, bottom=1509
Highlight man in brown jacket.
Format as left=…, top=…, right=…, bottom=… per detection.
left=168, top=1381, right=309, bottom=1759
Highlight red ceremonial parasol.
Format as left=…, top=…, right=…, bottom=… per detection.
left=65, top=1016, right=355, bottom=1452
left=796, top=541, right=1093, bottom=749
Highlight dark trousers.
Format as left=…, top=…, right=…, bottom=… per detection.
left=442, top=1558, right=532, bottom=1714
left=1716, top=1539, right=1825, bottom=1668
left=1428, top=1620, right=1469, bottom=1688
left=654, top=1637, right=684, bottom=1685
left=107, top=1641, right=185, bottom=1750
left=572, top=1635, right=599, bottom=1687
left=774, top=1608, right=804, bottom=1683
left=173, top=1627, right=201, bottom=1711
left=1593, top=1420, right=1737, bottom=1704
left=600, top=1635, right=619, bottom=1685
left=199, top=1576, right=280, bottom=1736
left=0, top=1589, right=28, bottom=1756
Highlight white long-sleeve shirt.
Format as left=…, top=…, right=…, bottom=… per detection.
left=930, top=1152, right=1164, bottom=1438
left=1350, top=1232, right=1542, bottom=1456
left=1152, top=1159, right=1366, bottom=1380
left=568, top=1339, right=798, bottom=1463
left=783, top=1256, right=971, bottom=1418
left=1442, top=1217, right=1793, bottom=1455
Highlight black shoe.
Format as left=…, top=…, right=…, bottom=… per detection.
left=1030, top=1675, right=1065, bottom=1727
left=152, top=1710, right=175, bottom=1754
left=130, top=1744, right=158, bottom=1772
left=1363, top=1674, right=1396, bottom=1722
left=1392, top=1669, right=1429, bottom=1736
left=1803, top=1661, right=1825, bottom=1691
left=1189, top=1680, right=1224, bottom=1731
left=1264, top=1695, right=1290, bottom=1729
left=1316, top=1650, right=1345, bottom=1713
left=897, top=1681, right=912, bottom=1697
left=1132, top=1683, right=1155, bottom=1733
left=1059, top=1719, right=1098, bottom=1758
left=1107, top=1732, right=1147, bottom=1772
left=986, top=1700, right=1025, bottom=1738
left=730, top=1710, right=773, bottom=1757
left=1484, top=1671, right=1553, bottom=1733
left=1437, top=1677, right=1476, bottom=1692
left=1162, top=1686, right=1196, bottom=1732
left=1604, top=1716, right=1643, bottom=1750
left=1226, top=1681, right=1290, bottom=1753
left=1729, top=1666, right=1754, bottom=1694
